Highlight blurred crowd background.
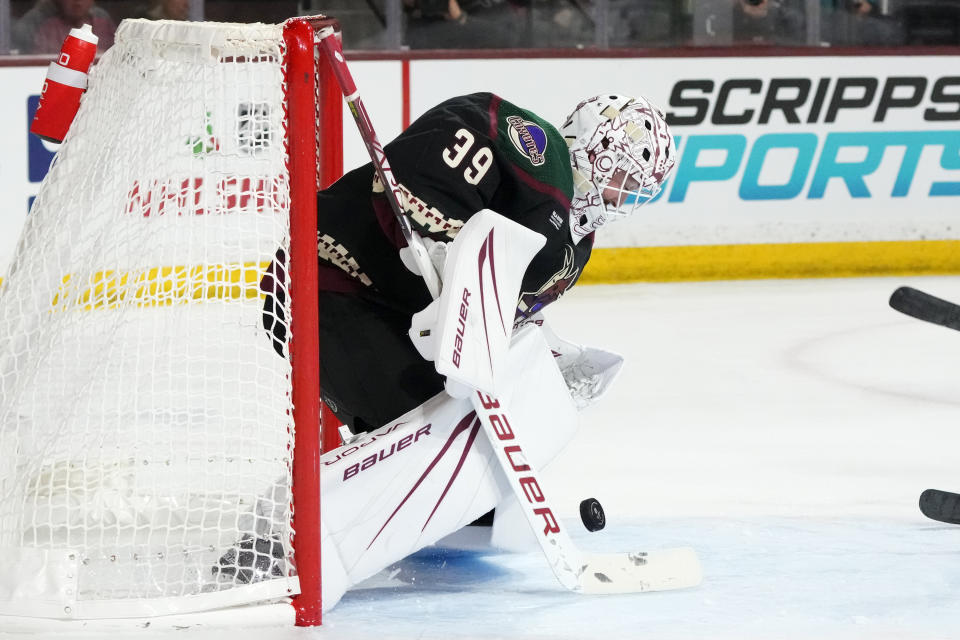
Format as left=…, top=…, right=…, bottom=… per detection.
left=0, top=0, right=958, bottom=55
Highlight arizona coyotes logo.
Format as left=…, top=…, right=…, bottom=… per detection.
left=515, top=245, right=579, bottom=321
left=506, top=115, right=548, bottom=167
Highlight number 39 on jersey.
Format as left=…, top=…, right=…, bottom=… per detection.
left=442, top=128, right=493, bottom=185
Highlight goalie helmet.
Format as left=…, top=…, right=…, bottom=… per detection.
left=560, top=94, right=676, bottom=242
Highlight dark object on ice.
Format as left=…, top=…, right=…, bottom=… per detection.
left=919, top=488, right=960, bottom=525
left=890, top=286, right=960, bottom=333
left=580, top=497, right=606, bottom=532
left=212, top=534, right=287, bottom=584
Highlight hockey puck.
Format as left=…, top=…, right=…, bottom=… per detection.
left=579, top=498, right=605, bottom=532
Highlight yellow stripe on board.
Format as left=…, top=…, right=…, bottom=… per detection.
left=581, top=240, right=960, bottom=283
left=44, top=262, right=268, bottom=311
left=0, top=241, right=957, bottom=301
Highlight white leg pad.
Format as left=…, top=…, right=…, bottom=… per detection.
left=319, top=325, right=576, bottom=610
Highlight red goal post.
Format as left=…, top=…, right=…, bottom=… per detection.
left=285, top=15, right=344, bottom=626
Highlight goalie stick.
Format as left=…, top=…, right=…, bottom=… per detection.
left=919, top=489, right=960, bottom=525
left=889, top=286, right=960, bottom=333
left=317, top=28, right=701, bottom=594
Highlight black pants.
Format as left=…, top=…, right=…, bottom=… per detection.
left=317, top=291, right=445, bottom=433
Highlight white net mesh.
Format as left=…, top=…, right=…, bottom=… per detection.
left=0, top=19, right=311, bottom=618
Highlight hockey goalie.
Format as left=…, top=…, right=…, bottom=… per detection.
left=239, top=89, right=698, bottom=611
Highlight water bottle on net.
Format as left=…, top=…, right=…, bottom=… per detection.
left=30, top=23, right=99, bottom=144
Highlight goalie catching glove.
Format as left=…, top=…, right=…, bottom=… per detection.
left=526, top=313, right=624, bottom=410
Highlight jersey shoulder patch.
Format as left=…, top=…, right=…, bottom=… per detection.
left=493, top=97, right=573, bottom=202
left=504, top=113, right=550, bottom=167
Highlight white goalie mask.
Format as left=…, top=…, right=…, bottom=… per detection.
left=561, top=94, right=676, bottom=242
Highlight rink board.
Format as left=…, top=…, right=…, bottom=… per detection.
left=2, top=51, right=959, bottom=283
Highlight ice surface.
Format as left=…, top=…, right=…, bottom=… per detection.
left=5, top=275, right=960, bottom=639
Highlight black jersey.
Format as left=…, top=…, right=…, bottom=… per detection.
left=316, top=92, right=592, bottom=320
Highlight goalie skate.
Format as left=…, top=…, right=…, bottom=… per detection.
left=212, top=534, right=287, bottom=585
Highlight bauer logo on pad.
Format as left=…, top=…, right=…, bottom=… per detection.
left=506, top=115, right=547, bottom=166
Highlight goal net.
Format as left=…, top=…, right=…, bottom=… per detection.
left=0, top=16, right=339, bottom=623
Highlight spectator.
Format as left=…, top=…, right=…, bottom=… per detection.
left=136, top=0, right=190, bottom=21
left=839, top=0, right=879, bottom=16
left=899, top=2, right=960, bottom=45
left=733, top=0, right=805, bottom=44
left=822, top=0, right=901, bottom=45
left=403, top=0, right=531, bottom=48
left=14, top=0, right=116, bottom=54
left=612, top=0, right=679, bottom=47
left=403, top=0, right=468, bottom=25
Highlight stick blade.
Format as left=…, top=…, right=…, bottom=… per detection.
left=889, top=286, right=960, bottom=332
left=577, top=547, right=702, bottom=594
left=919, top=488, right=960, bottom=525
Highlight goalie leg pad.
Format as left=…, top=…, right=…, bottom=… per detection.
left=318, top=324, right=577, bottom=611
